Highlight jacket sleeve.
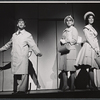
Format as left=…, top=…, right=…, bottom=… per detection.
left=61, top=28, right=78, bottom=45
left=61, top=31, right=70, bottom=44
left=70, top=28, right=78, bottom=45
left=0, top=39, right=12, bottom=51
left=83, top=28, right=98, bottom=50
left=27, top=34, right=41, bottom=56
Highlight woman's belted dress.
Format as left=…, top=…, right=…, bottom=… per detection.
left=74, top=25, right=100, bottom=69
left=59, top=26, right=78, bottom=71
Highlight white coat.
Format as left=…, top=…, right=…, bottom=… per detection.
left=0, top=29, right=41, bottom=74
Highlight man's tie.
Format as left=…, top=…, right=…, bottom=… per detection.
left=17, top=31, right=21, bottom=35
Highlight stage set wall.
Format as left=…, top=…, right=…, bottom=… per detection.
left=0, top=3, right=100, bottom=91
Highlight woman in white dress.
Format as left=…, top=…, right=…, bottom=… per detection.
left=75, top=11, right=100, bottom=90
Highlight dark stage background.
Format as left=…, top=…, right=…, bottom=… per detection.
left=0, top=3, right=100, bottom=91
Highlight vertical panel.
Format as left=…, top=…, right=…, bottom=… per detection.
left=3, top=19, right=15, bottom=91
left=38, top=21, right=57, bottom=89
left=25, top=20, right=38, bottom=90
left=0, top=34, right=4, bottom=91
left=57, top=21, right=66, bottom=88
left=0, top=3, right=15, bottom=91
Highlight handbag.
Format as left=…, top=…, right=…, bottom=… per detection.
left=58, top=44, right=70, bottom=55
left=95, top=56, right=100, bottom=69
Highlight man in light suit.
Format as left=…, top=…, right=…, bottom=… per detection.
left=0, top=18, right=42, bottom=94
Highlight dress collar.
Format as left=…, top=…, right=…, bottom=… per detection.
left=85, top=24, right=97, bottom=36
left=63, top=26, right=73, bottom=32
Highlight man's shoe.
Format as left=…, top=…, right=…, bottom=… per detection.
left=12, top=92, right=17, bottom=95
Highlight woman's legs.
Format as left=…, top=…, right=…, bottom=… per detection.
left=28, top=60, right=41, bottom=89
left=60, top=70, right=75, bottom=91
left=70, top=71, right=75, bottom=91
left=89, top=68, right=97, bottom=90
left=62, top=70, right=68, bottom=91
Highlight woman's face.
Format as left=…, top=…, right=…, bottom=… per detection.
left=66, top=17, right=73, bottom=27
left=88, top=15, right=94, bottom=24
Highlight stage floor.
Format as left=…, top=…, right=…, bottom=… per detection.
left=0, top=89, right=100, bottom=98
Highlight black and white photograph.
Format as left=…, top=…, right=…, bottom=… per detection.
left=0, top=2, right=100, bottom=98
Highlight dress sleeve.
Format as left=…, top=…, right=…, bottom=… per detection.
left=95, top=37, right=100, bottom=51
left=27, top=34, right=41, bottom=56
left=83, top=28, right=97, bottom=50
left=0, top=38, right=12, bottom=51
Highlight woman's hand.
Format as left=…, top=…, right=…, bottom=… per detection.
left=60, top=39, right=66, bottom=45
left=96, top=50, right=100, bottom=57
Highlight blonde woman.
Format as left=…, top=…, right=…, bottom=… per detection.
left=59, top=15, right=78, bottom=91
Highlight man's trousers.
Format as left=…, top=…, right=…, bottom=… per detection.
left=13, top=74, right=29, bottom=93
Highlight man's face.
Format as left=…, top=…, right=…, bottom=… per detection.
left=17, top=20, right=25, bottom=29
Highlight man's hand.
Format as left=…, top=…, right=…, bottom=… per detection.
left=97, top=50, right=100, bottom=57
left=37, top=53, right=42, bottom=57
left=0, top=48, right=2, bottom=52
left=0, top=67, right=3, bottom=71
left=95, top=48, right=100, bottom=57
